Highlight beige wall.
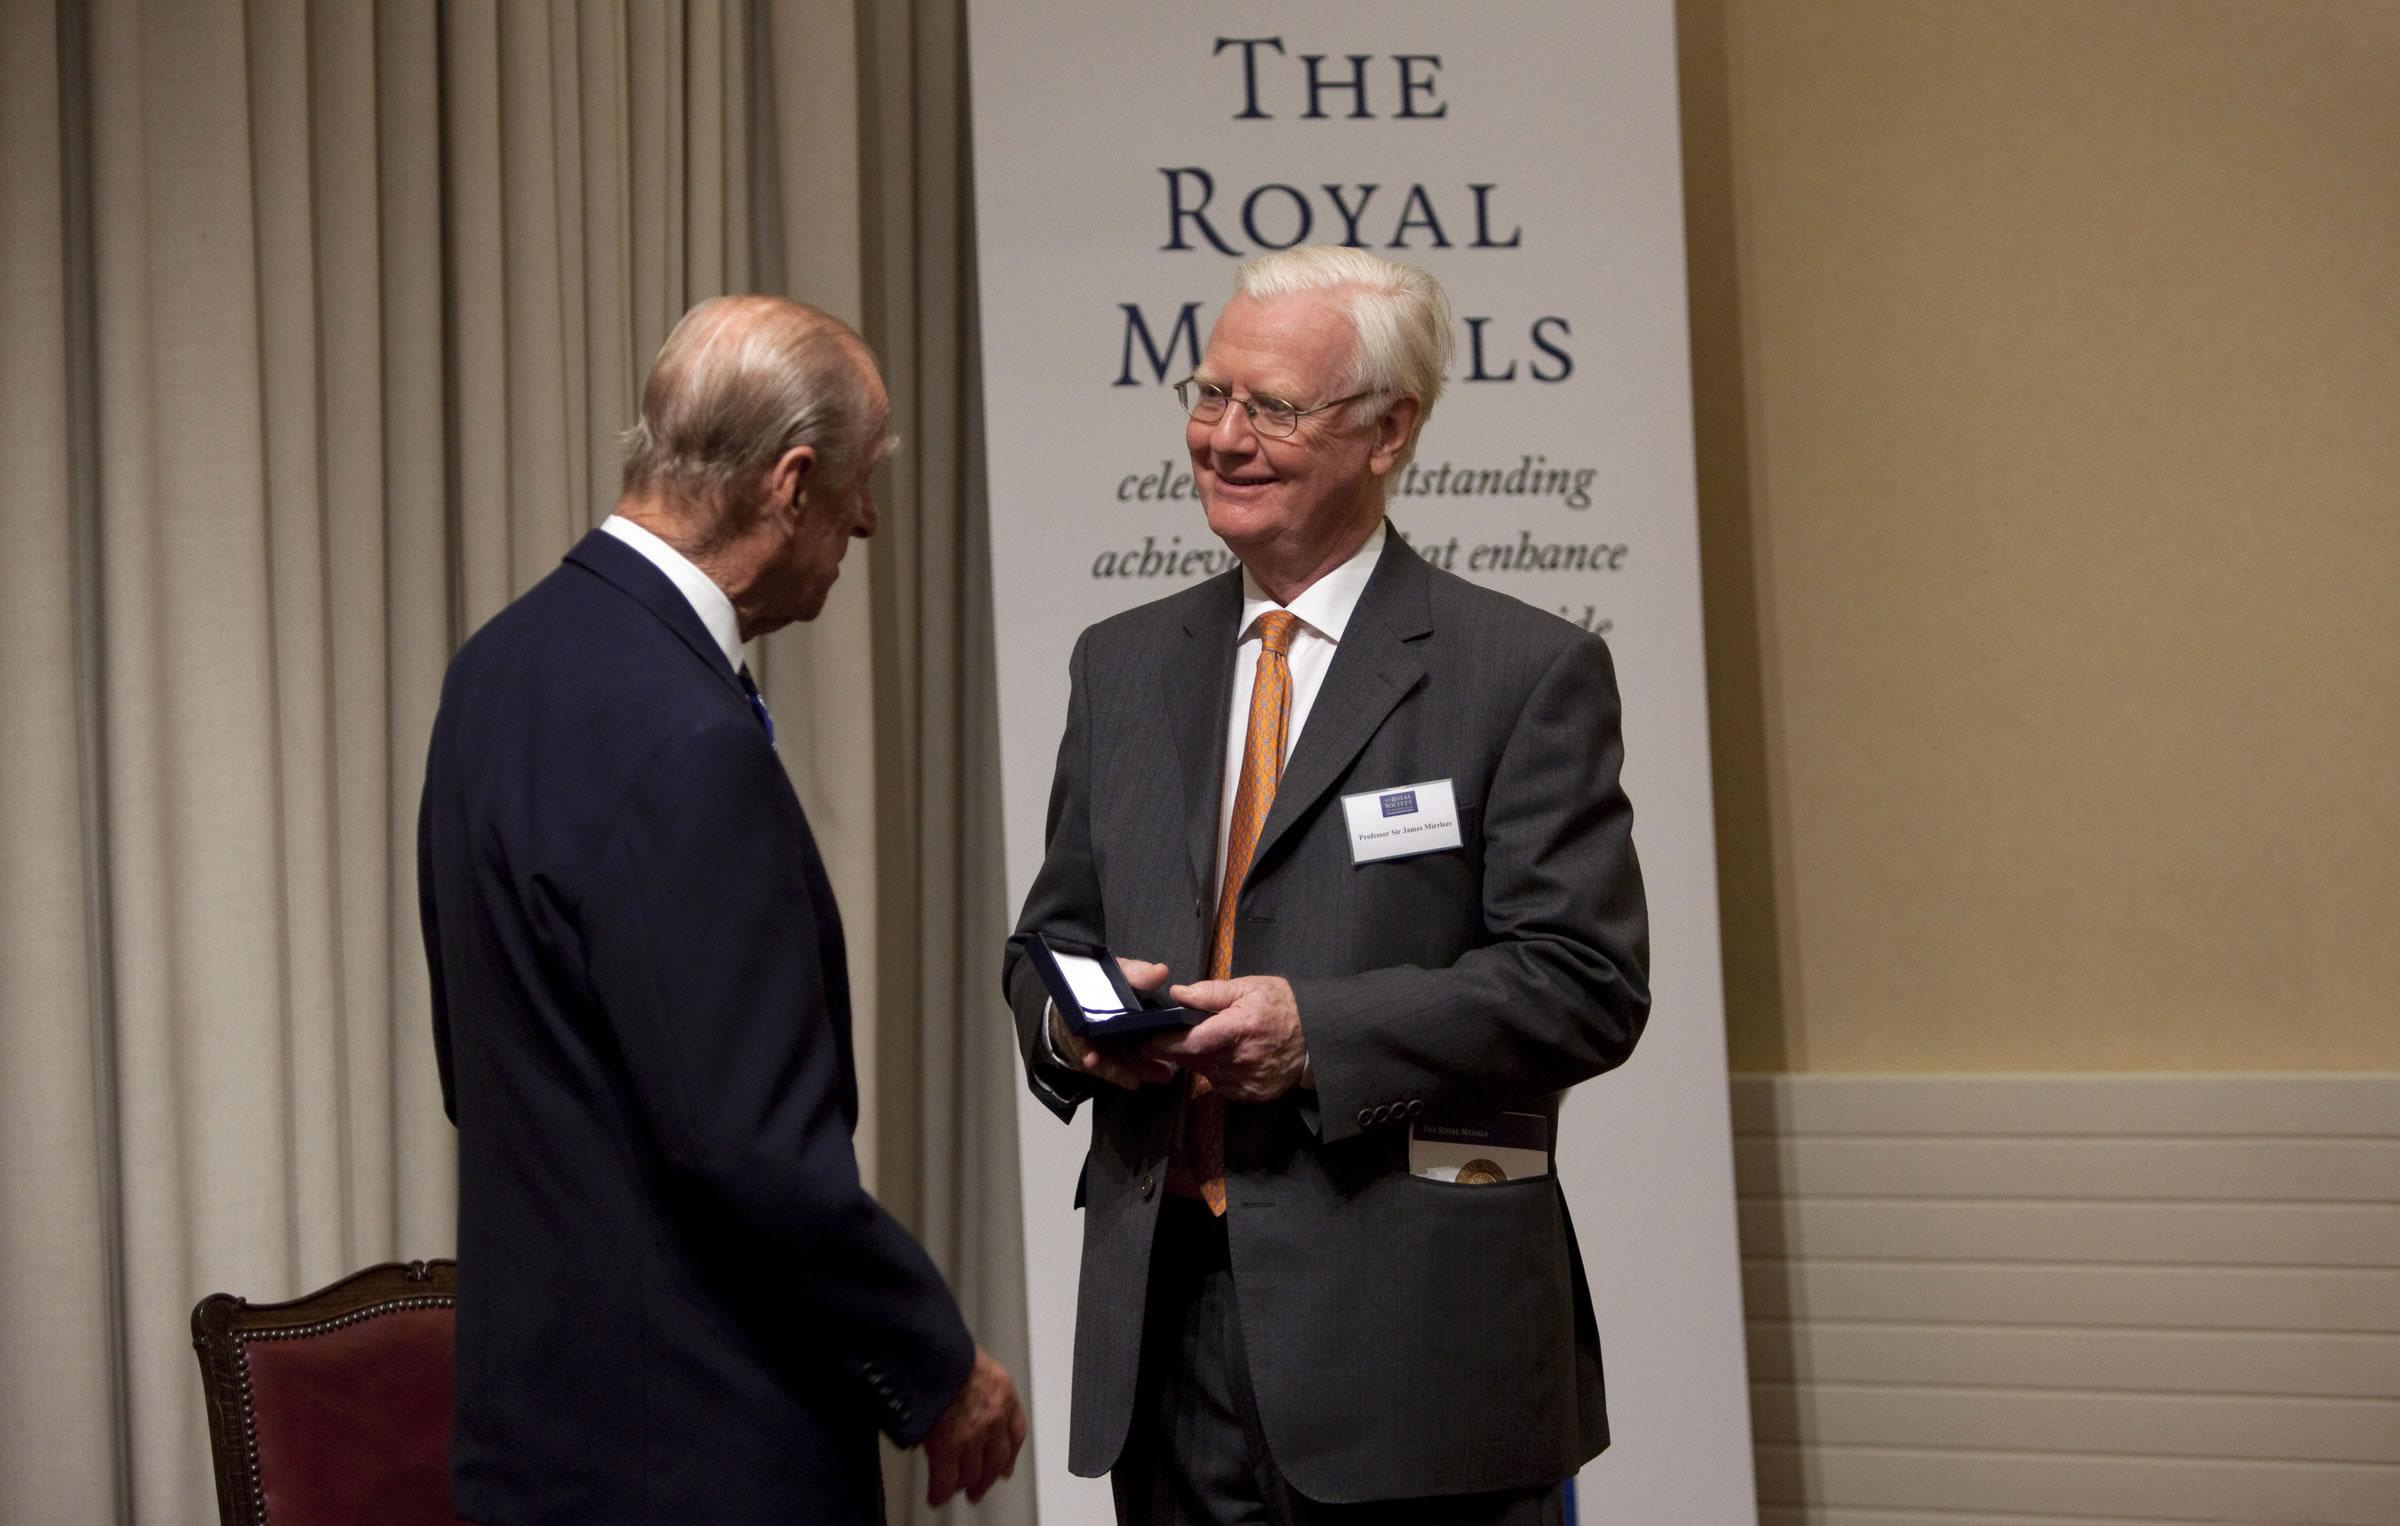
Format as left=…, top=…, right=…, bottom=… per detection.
left=1682, top=0, right=2400, bottom=1073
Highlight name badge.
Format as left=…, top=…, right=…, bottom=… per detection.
left=1340, top=778, right=1463, bottom=864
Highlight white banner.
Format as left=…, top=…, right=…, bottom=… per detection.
left=967, top=5, right=1754, bottom=1520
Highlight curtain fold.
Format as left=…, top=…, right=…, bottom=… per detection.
left=372, top=0, right=460, bottom=1266
left=87, top=1, right=310, bottom=1509
left=857, top=2, right=1034, bottom=1521
left=0, top=3, right=988, bottom=1518
left=0, top=4, right=123, bottom=1520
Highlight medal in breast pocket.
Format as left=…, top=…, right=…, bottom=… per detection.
left=1409, top=1110, right=1549, bottom=1183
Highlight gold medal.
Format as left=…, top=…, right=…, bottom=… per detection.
left=1455, top=1158, right=1507, bottom=1185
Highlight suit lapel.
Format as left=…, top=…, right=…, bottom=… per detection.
left=564, top=529, right=746, bottom=701
left=1248, top=530, right=1432, bottom=877
left=1167, top=571, right=1244, bottom=901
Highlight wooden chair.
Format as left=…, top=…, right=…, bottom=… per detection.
left=191, top=1260, right=470, bottom=1526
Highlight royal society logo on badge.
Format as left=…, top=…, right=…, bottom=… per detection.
left=1341, top=778, right=1463, bottom=864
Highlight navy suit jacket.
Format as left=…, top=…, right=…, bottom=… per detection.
left=419, top=530, right=971, bottom=1525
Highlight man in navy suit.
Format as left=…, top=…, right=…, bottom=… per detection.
left=420, top=295, right=1024, bottom=1525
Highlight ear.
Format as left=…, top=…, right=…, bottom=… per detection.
left=765, top=443, right=821, bottom=514
left=1366, top=394, right=1422, bottom=477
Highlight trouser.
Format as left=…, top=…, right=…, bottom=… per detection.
left=1112, top=1195, right=1566, bottom=1526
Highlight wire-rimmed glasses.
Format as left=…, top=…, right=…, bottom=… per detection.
left=1174, top=376, right=1377, bottom=438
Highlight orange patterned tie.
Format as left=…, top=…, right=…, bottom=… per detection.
left=1190, top=610, right=1302, bottom=1216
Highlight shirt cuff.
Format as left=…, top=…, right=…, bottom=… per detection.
left=1030, top=1000, right=1087, bottom=1110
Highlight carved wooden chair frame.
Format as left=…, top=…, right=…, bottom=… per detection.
left=189, top=1259, right=458, bottom=1526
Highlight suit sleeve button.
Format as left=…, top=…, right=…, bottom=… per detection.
left=1356, top=1108, right=1373, bottom=1129
left=1140, top=1173, right=1156, bottom=1200
left=1406, top=1099, right=1425, bottom=1117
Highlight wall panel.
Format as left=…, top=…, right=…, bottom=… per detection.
left=1735, top=1074, right=2400, bottom=1524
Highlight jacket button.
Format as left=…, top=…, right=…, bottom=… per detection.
left=1356, top=1107, right=1373, bottom=1129
left=1193, top=898, right=1206, bottom=918
left=1406, top=1098, right=1425, bottom=1117
left=1140, top=1173, right=1156, bottom=1200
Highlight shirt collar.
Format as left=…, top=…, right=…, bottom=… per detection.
left=599, top=513, right=746, bottom=673
left=1238, top=521, right=1385, bottom=646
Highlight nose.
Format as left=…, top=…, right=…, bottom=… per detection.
left=1203, top=399, right=1260, bottom=452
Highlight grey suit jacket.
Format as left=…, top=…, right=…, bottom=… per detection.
left=1005, top=527, right=1651, bottom=1503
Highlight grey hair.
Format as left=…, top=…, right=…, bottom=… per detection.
left=1231, top=246, right=1452, bottom=469
left=619, top=296, right=885, bottom=541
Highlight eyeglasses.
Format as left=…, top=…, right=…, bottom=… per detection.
left=1174, top=377, right=1378, bottom=439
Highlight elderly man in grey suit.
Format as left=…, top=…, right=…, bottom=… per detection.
left=1004, top=246, right=1651, bottom=1525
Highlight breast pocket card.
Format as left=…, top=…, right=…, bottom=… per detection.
left=1340, top=778, right=1463, bottom=865
left=1409, top=1108, right=1551, bottom=1184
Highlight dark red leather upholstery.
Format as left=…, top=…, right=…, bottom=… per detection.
left=241, top=1305, right=470, bottom=1526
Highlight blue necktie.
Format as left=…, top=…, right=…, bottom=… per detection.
left=738, top=665, right=775, bottom=747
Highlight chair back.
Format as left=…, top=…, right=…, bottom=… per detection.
left=191, top=1260, right=469, bottom=1526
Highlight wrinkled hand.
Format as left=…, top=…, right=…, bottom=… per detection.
left=921, top=1346, right=1026, bottom=1507
left=1051, top=957, right=1180, bottom=1090
left=1152, top=975, right=1310, bottom=1103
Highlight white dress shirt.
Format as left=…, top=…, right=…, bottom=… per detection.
left=1211, top=521, right=1384, bottom=906
left=1037, top=523, right=1385, bottom=1074
left=600, top=513, right=745, bottom=673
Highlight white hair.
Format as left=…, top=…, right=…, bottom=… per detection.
left=620, top=296, right=886, bottom=545
left=1232, top=246, right=1452, bottom=468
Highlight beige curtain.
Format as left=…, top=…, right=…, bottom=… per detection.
left=0, top=5, right=120, bottom=1519
left=856, top=4, right=1033, bottom=1521
left=0, top=2, right=1022, bottom=1522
